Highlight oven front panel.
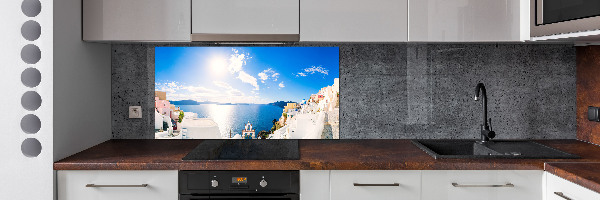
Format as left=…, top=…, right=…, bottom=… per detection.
left=179, top=171, right=300, bottom=198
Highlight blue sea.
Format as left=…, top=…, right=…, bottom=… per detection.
left=175, top=104, right=283, bottom=138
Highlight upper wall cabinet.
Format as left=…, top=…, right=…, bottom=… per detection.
left=300, top=0, right=408, bottom=42
left=83, top=0, right=191, bottom=42
left=191, top=0, right=300, bottom=41
left=409, top=0, right=530, bottom=42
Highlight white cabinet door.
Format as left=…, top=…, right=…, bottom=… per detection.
left=301, top=0, right=408, bottom=42
left=300, top=170, right=330, bottom=200
left=83, top=0, right=191, bottom=41
left=545, top=172, right=600, bottom=200
left=191, top=0, right=299, bottom=35
left=422, top=170, right=543, bottom=200
left=409, top=0, right=529, bottom=42
left=330, top=170, right=420, bottom=200
left=57, top=170, right=178, bottom=200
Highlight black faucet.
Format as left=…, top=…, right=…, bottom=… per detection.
left=474, top=83, right=495, bottom=143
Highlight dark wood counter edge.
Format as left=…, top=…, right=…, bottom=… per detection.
left=545, top=162, right=600, bottom=194
left=53, top=161, right=546, bottom=171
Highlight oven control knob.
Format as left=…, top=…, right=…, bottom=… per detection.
left=259, top=179, right=268, bottom=187
left=211, top=180, right=219, bottom=188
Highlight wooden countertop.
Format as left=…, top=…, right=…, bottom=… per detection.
left=545, top=162, right=600, bottom=194
left=54, top=139, right=600, bottom=171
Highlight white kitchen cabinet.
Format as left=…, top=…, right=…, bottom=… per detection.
left=191, top=0, right=299, bottom=41
left=545, top=172, right=600, bottom=200
left=300, top=0, right=408, bottom=42
left=409, top=0, right=529, bottom=42
left=57, top=170, right=178, bottom=200
left=330, top=170, right=421, bottom=200
left=300, top=170, right=330, bottom=200
left=422, top=170, right=543, bottom=200
left=82, top=0, right=191, bottom=41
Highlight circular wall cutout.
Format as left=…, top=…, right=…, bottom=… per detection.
left=21, top=68, right=41, bottom=88
left=21, top=91, right=42, bottom=111
left=21, top=114, right=41, bottom=134
left=21, top=0, right=41, bottom=17
left=21, top=20, right=41, bottom=41
left=21, top=44, right=41, bottom=64
left=21, top=138, right=42, bottom=157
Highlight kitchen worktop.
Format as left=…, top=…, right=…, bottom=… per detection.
left=54, top=139, right=600, bottom=171
left=545, top=162, right=600, bottom=194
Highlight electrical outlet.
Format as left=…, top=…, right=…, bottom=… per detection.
left=129, top=106, right=142, bottom=118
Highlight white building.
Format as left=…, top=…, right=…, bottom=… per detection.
left=181, top=118, right=221, bottom=139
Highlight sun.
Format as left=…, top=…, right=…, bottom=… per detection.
left=209, top=56, right=227, bottom=76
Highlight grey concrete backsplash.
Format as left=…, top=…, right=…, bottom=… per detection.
left=112, top=43, right=576, bottom=139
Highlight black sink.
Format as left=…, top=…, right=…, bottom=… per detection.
left=412, top=140, right=579, bottom=159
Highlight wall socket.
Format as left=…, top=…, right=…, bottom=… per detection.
left=129, top=106, right=142, bottom=118
left=589, top=106, right=600, bottom=122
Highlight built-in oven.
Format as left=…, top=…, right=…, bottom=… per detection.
left=179, top=171, right=299, bottom=200
left=532, top=0, right=600, bottom=37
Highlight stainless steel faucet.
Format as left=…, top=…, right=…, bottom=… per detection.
left=474, top=83, right=495, bottom=143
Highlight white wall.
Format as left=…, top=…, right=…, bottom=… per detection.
left=0, top=0, right=54, bottom=199
left=53, top=0, right=111, bottom=162
left=0, top=0, right=110, bottom=199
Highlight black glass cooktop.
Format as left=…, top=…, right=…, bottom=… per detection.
left=182, top=140, right=300, bottom=160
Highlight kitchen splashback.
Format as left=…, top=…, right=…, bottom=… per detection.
left=576, top=46, right=600, bottom=145
left=112, top=43, right=576, bottom=139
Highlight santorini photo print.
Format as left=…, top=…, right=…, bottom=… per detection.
left=154, top=47, right=340, bottom=139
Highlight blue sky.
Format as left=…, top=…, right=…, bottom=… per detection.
left=155, top=47, right=339, bottom=104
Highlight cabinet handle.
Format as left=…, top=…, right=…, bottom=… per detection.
left=86, top=184, right=149, bottom=188
left=451, top=183, right=514, bottom=188
left=353, top=183, right=400, bottom=186
left=554, top=192, right=573, bottom=200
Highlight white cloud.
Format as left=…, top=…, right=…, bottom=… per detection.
left=296, top=72, right=307, bottom=77
left=303, top=66, right=329, bottom=75
left=227, top=48, right=251, bottom=74
left=258, top=72, right=269, bottom=83
left=237, top=71, right=259, bottom=90
left=213, top=81, right=233, bottom=90
left=225, top=49, right=259, bottom=90
left=155, top=81, right=183, bottom=94
left=228, top=53, right=246, bottom=74
left=166, top=81, right=181, bottom=88
left=214, top=81, right=245, bottom=97
left=279, top=81, right=285, bottom=88
left=257, top=68, right=279, bottom=83
left=183, top=86, right=218, bottom=94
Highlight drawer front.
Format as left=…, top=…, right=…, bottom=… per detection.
left=330, top=170, right=421, bottom=200
left=192, top=0, right=299, bottom=34
left=57, top=170, right=178, bottom=200
left=83, top=0, right=191, bottom=41
left=546, top=172, right=600, bottom=200
left=300, top=170, right=330, bottom=200
left=422, top=170, right=542, bottom=200
left=300, top=0, right=408, bottom=42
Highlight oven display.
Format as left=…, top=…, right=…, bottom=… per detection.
left=232, top=177, right=247, bottom=184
